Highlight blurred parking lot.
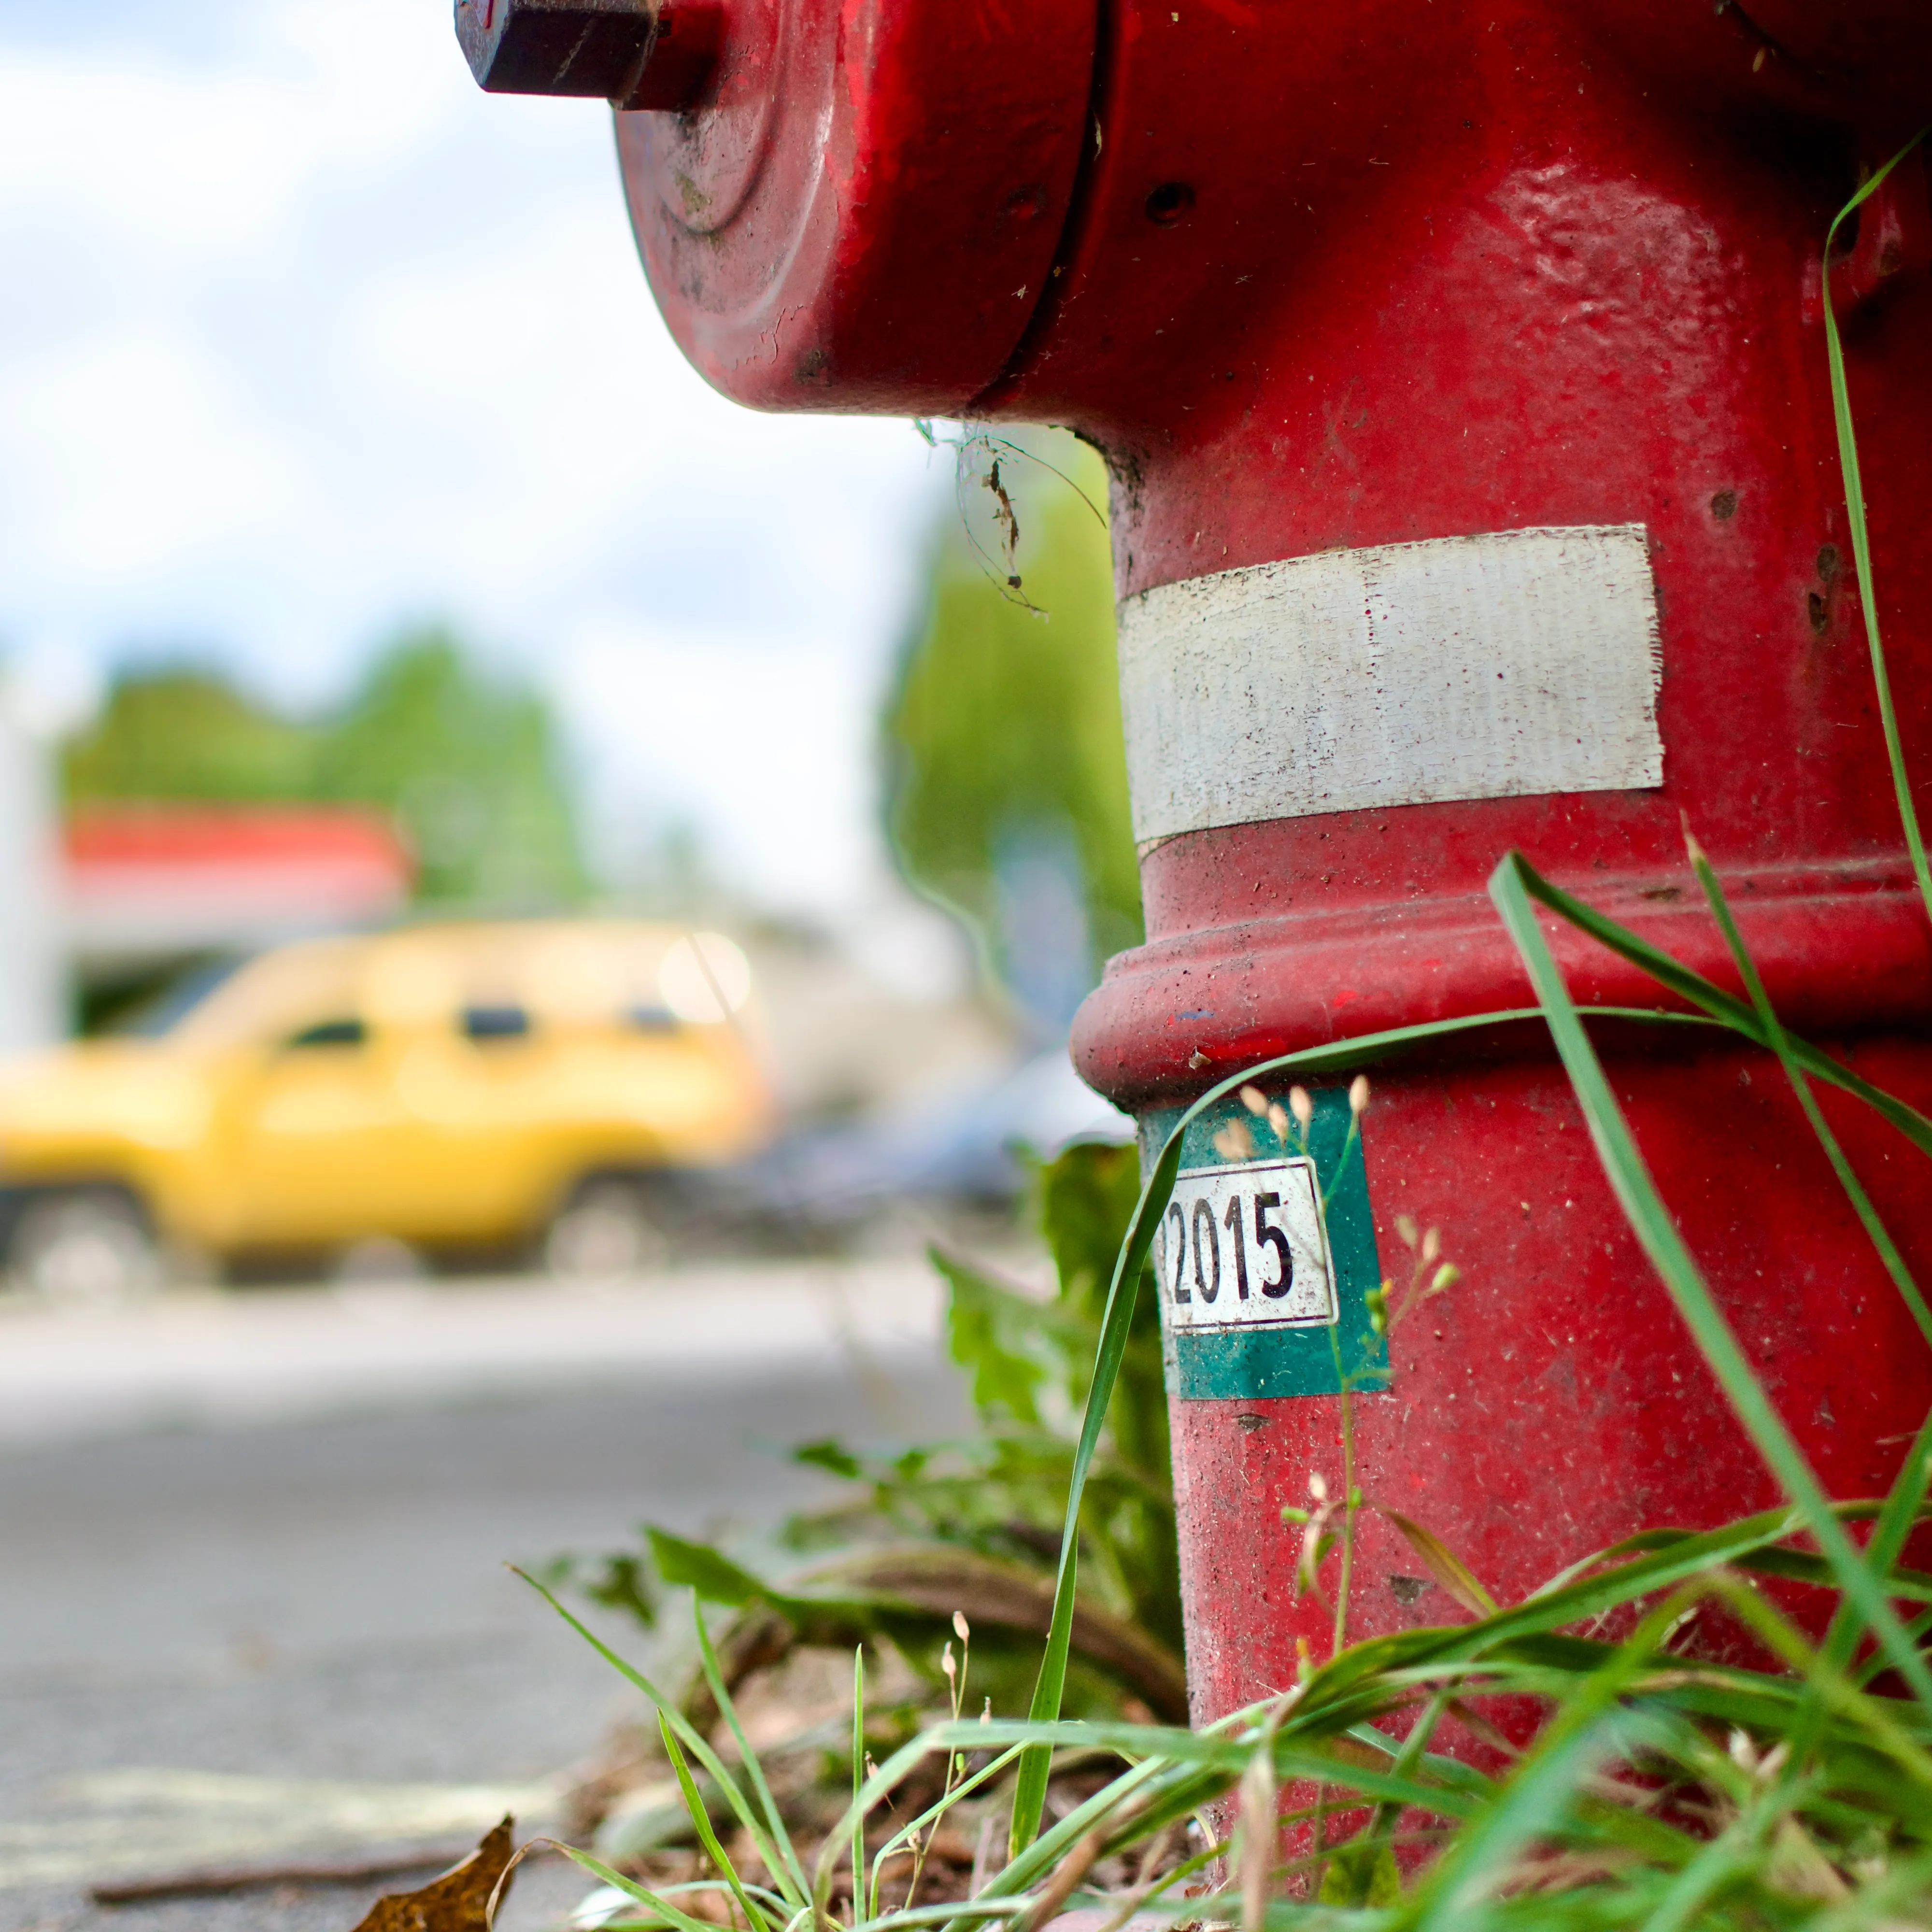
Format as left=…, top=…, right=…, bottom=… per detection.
left=0, top=1258, right=973, bottom=1932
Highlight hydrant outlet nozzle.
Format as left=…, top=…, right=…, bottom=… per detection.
left=455, top=0, right=719, bottom=113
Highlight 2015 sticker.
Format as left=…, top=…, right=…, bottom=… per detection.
left=1139, top=1087, right=1387, bottom=1403
left=1156, top=1157, right=1338, bottom=1334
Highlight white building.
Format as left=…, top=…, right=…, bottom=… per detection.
left=0, top=709, right=63, bottom=1052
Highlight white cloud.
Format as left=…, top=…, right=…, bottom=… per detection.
left=0, top=2, right=457, bottom=265
left=0, top=0, right=952, bottom=910
left=557, top=618, right=889, bottom=915
left=0, top=323, right=311, bottom=582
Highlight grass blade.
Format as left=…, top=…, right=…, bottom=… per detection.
left=1834, top=1419, right=1932, bottom=1674
left=660, top=1714, right=772, bottom=1932
left=692, top=1604, right=812, bottom=1909
left=1823, top=128, right=1932, bottom=928
left=1683, top=831, right=1932, bottom=1350
left=1508, top=857, right=1932, bottom=1162
left=511, top=1566, right=801, bottom=1897
left=1683, top=831, right=1932, bottom=1690
left=1400, top=1591, right=1697, bottom=1931
left=853, top=1645, right=866, bottom=1926
left=549, top=1844, right=762, bottom=1932
left=1489, top=849, right=1932, bottom=1707
left=871, top=1747, right=1028, bottom=1916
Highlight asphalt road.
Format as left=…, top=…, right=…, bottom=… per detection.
left=0, top=1262, right=970, bottom=1932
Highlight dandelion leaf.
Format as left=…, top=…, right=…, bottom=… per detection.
left=645, top=1528, right=767, bottom=1607
left=935, top=1252, right=1049, bottom=1426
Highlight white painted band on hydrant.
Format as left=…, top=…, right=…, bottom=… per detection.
left=1116, top=523, right=1664, bottom=846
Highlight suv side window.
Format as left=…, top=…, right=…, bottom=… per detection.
left=284, top=1017, right=367, bottom=1050
left=461, top=1004, right=531, bottom=1042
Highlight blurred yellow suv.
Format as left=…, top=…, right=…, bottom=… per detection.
left=0, top=922, right=774, bottom=1298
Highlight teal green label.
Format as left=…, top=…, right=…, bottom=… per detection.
left=1140, top=1087, right=1387, bottom=1402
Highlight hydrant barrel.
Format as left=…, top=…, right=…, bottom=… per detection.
left=459, top=0, right=1932, bottom=1712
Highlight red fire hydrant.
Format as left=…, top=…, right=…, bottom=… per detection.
left=459, top=0, right=1932, bottom=1718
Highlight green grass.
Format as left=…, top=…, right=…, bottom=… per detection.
left=494, top=142, right=1932, bottom=1932
left=518, top=853, right=1932, bottom=1925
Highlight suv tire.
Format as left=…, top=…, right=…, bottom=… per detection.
left=9, top=1189, right=163, bottom=1308
left=544, top=1179, right=668, bottom=1282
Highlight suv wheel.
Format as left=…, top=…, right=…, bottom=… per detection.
left=544, top=1180, right=667, bottom=1282
left=9, top=1190, right=163, bottom=1308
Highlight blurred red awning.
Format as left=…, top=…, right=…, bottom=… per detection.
left=64, top=807, right=413, bottom=964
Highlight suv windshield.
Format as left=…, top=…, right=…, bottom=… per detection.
left=109, top=956, right=249, bottom=1038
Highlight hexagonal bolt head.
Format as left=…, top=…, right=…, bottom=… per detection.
left=455, top=0, right=660, bottom=99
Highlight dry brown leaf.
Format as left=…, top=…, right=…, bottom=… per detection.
left=1237, top=1743, right=1276, bottom=1932
left=731, top=1547, right=1191, bottom=1723
left=1500, top=1847, right=1638, bottom=1895
left=350, top=1817, right=516, bottom=1932
left=1444, top=1699, right=1520, bottom=1761
left=1365, top=1502, right=1498, bottom=1617
left=1766, top=1818, right=1852, bottom=1903
left=1323, top=1733, right=1397, bottom=1777
left=1018, top=1825, right=1109, bottom=1932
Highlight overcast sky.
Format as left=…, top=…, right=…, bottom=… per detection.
left=0, top=0, right=953, bottom=920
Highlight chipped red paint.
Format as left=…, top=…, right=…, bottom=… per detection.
left=554, top=0, right=1932, bottom=1716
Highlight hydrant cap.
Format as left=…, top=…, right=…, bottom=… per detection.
left=612, top=0, right=1098, bottom=415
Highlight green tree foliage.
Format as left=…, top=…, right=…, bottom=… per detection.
left=882, top=435, right=1141, bottom=997
left=313, top=633, right=587, bottom=907
left=62, top=668, right=315, bottom=803
left=62, top=628, right=586, bottom=909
